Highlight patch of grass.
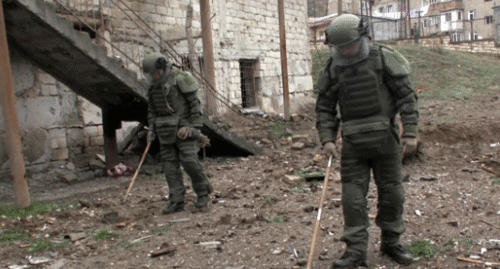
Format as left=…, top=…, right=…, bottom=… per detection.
left=28, top=238, right=67, bottom=253
left=458, top=237, right=478, bottom=251
left=0, top=230, right=29, bottom=242
left=290, top=183, right=309, bottom=194
left=395, top=45, right=500, bottom=100
left=264, top=196, right=278, bottom=204
left=410, top=240, right=438, bottom=259
left=119, top=240, right=144, bottom=249
left=269, top=121, right=292, bottom=138
left=294, top=171, right=324, bottom=179
left=0, top=230, right=29, bottom=246
left=311, top=45, right=500, bottom=102
left=93, top=230, right=119, bottom=241
left=0, top=201, right=77, bottom=219
left=492, top=178, right=500, bottom=185
left=267, top=215, right=286, bottom=223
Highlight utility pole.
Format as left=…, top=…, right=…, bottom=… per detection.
left=278, top=0, right=290, bottom=121
left=407, top=0, right=411, bottom=38
left=369, top=0, right=374, bottom=39
left=200, top=0, right=217, bottom=115
left=0, top=3, right=30, bottom=208
left=417, top=10, right=423, bottom=36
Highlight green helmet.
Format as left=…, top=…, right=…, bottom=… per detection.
left=326, top=14, right=370, bottom=66
left=142, top=52, right=168, bottom=73
left=142, top=52, right=169, bottom=85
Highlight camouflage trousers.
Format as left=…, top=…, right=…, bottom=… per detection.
left=160, top=137, right=212, bottom=203
left=339, top=130, right=406, bottom=256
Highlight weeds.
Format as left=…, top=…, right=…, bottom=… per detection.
left=294, top=171, right=323, bottom=179
left=28, top=238, right=67, bottom=253
left=290, top=183, right=309, bottom=194
left=267, top=215, right=286, bottom=223
left=492, top=178, right=500, bottom=185
left=458, top=237, right=478, bottom=251
left=0, top=230, right=29, bottom=242
left=269, top=121, right=292, bottom=138
left=93, top=230, right=119, bottom=241
left=0, top=230, right=29, bottom=246
left=410, top=240, right=438, bottom=259
left=119, top=240, right=144, bottom=249
left=0, top=201, right=78, bottom=219
left=264, top=196, right=278, bottom=204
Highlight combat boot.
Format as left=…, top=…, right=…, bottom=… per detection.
left=162, top=202, right=184, bottom=214
left=195, top=195, right=209, bottom=209
left=380, top=244, right=413, bottom=265
left=331, top=252, right=368, bottom=268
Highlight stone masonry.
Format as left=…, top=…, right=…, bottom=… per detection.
left=0, top=0, right=313, bottom=173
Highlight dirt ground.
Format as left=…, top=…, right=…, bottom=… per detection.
left=1, top=92, right=500, bottom=269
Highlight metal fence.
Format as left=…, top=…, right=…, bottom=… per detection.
left=370, top=14, right=496, bottom=42
left=312, top=13, right=497, bottom=44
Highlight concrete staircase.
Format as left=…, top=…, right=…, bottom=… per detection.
left=2, top=0, right=259, bottom=166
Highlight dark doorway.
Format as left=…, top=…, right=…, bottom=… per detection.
left=239, top=59, right=257, bottom=108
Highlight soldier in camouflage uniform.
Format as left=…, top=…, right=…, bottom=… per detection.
left=316, top=14, right=419, bottom=268
left=142, top=52, right=212, bottom=214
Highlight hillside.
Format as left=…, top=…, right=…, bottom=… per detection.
left=1, top=45, right=500, bottom=269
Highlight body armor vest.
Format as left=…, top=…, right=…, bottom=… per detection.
left=149, top=75, right=192, bottom=144
left=149, top=77, right=191, bottom=126
left=337, top=48, right=396, bottom=122
left=337, top=48, right=398, bottom=150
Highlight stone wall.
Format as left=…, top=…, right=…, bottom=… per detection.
left=105, top=0, right=313, bottom=114
left=0, top=0, right=313, bottom=173
left=392, top=35, right=500, bottom=55
left=211, top=1, right=313, bottom=113
left=0, top=50, right=106, bottom=173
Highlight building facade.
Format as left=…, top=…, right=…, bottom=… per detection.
left=0, top=0, right=313, bottom=172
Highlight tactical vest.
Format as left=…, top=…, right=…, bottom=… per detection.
left=337, top=47, right=397, bottom=149
left=149, top=74, right=192, bottom=144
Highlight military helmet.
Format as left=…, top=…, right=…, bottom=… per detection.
left=142, top=52, right=168, bottom=73
left=326, top=14, right=370, bottom=66
left=142, top=52, right=169, bottom=85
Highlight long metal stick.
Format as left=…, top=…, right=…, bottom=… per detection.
left=123, top=141, right=151, bottom=201
left=306, top=155, right=333, bottom=269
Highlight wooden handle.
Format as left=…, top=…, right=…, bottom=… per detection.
left=306, top=155, right=333, bottom=269
left=123, top=141, right=152, bottom=202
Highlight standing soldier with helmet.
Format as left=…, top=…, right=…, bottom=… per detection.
left=315, top=14, right=419, bottom=268
left=142, top=52, right=212, bottom=215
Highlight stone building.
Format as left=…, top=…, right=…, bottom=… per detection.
left=0, top=0, right=313, bottom=173
left=368, top=0, right=497, bottom=41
